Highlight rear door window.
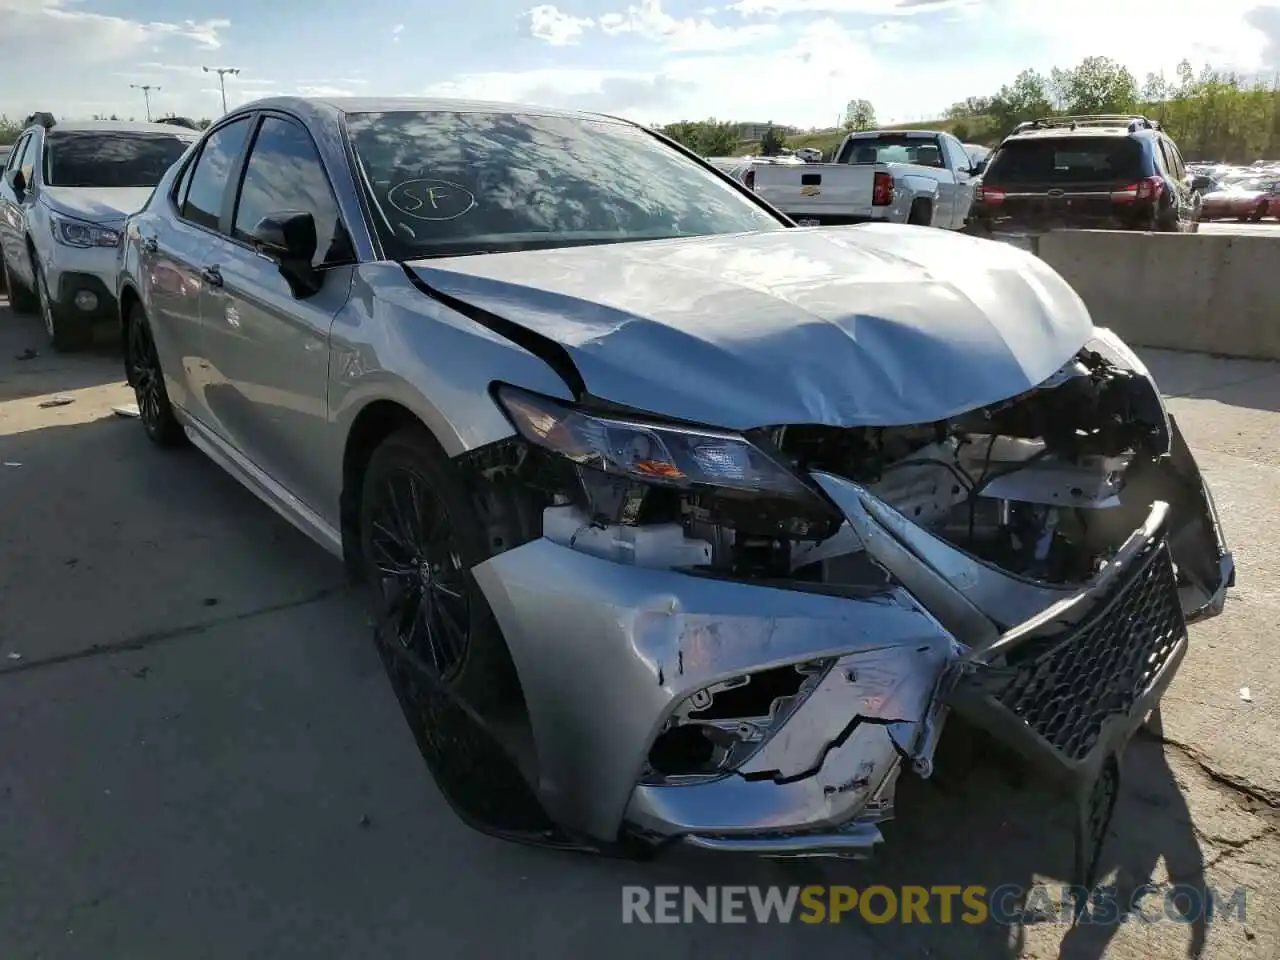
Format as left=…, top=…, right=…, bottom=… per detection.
left=984, top=137, right=1146, bottom=185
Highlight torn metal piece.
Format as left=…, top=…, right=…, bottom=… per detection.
left=38, top=395, right=75, bottom=408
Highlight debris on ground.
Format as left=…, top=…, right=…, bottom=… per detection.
left=38, top=395, right=75, bottom=408
left=6, top=653, right=21, bottom=661
left=1241, top=686, right=1253, bottom=702
left=14, top=348, right=38, bottom=361
left=3, top=462, right=20, bottom=468
left=112, top=403, right=141, bottom=418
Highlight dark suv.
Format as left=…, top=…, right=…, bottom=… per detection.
left=968, top=114, right=1199, bottom=234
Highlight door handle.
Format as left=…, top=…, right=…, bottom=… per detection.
left=201, top=264, right=223, bottom=287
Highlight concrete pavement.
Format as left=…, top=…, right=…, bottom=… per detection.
left=1, top=298, right=1277, bottom=959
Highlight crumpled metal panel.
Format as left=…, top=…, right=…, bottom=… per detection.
left=409, top=224, right=1094, bottom=430
left=472, top=538, right=955, bottom=843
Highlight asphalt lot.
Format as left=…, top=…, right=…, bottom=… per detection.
left=1, top=296, right=1278, bottom=959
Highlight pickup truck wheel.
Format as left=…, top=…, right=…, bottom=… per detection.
left=907, top=199, right=932, bottom=226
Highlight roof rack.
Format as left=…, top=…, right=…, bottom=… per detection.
left=1013, top=114, right=1161, bottom=134
left=24, top=111, right=57, bottom=130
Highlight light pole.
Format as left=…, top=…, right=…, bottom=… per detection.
left=130, top=84, right=160, bottom=121
left=202, top=66, right=240, bottom=114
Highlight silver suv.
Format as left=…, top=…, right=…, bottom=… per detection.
left=0, top=114, right=195, bottom=351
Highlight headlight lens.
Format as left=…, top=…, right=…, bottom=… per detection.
left=495, top=385, right=814, bottom=499
left=50, top=214, right=121, bottom=248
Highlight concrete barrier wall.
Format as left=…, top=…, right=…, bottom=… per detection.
left=1031, top=231, right=1280, bottom=362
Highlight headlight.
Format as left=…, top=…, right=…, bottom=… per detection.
left=494, top=384, right=815, bottom=500
left=50, top=214, right=121, bottom=248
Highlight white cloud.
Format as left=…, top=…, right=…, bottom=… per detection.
left=867, top=19, right=920, bottom=43
left=726, top=0, right=973, bottom=16
left=294, top=85, right=360, bottom=97
left=525, top=4, right=594, bottom=44
left=995, top=0, right=1277, bottom=79
left=598, top=0, right=777, bottom=51
left=428, top=18, right=880, bottom=125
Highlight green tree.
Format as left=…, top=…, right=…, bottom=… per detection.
left=661, top=119, right=741, bottom=156
left=0, top=115, right=21, bottom=145
left=842, top=99, right=876, bottom=131
left=951, top=120, right=971, bottom=142
left=760, top=124, right=788, bottom=156
left=988, top=68, right=1053, bottom=134
left=1061, top=56, right=1138, bottom=114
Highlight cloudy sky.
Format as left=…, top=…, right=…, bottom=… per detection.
left=2, top=0, right=1279, bottom=128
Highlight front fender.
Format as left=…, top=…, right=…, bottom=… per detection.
left=327, top=262, right=575, bottom=465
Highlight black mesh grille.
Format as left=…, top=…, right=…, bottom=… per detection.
left=992, top=541, right=1186, bottom=762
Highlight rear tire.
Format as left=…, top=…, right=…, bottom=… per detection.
left=907, top=199, right=932, bottom=226
left=125, top=304, right=186, bottom=447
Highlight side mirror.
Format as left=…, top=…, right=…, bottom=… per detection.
left=7, top=168, right=27, bottom=196
left=250, top=211, right=321, bottom=298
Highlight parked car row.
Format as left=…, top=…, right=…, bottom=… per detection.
left=1, top=113, right=198, bottom=348
left=0, top=97, right=1236, bottom=886
left=1184, top=160, right=1280, bottom=222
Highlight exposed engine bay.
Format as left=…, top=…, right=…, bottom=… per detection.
left=474, top=342, right=1171, bottom=592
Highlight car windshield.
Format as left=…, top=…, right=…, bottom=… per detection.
left=44, top=131, right=193, bottom=188
left=984, top=137, right=1146, bottom=184
left=344, top=110, right=785, bottom=259
left=835, top=134, right=944, bottom=167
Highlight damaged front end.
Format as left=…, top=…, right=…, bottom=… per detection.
left=448, top=329, right=1233, bottom=880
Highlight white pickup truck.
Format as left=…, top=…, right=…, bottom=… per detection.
left=750, top=129, right=981, bottom=229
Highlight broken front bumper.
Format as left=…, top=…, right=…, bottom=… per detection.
left=469, top=418, right=1233, bottom=860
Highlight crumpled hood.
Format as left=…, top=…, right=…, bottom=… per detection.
left=408, top=224, right=1096, bottom=430
left=41, top=186, right=154, bottom=223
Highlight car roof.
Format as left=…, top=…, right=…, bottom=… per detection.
left=220, top=95, right=632, bottom=128
left=39, top=119, right=199, bottom=136
left=1005, top=126, right=1148, bottom=141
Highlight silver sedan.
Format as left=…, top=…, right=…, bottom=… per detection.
left=115, top=97, right=1234, bottom=881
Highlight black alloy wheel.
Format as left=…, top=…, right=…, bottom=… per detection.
left=366, top=463, right=472, bottom=679
left=126, top=306, right=184, bottom=446
left=359, top=426, right=559, bottom=839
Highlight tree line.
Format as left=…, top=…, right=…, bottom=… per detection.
left=947, top=56, right=1280, bottom=161
left=654, top=57, right=1279, bottom=163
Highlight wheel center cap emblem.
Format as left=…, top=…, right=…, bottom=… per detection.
left=418, top=562, right=432, bottom=584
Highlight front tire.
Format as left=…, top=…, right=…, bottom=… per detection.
left=359, top=425, right=554, bottom=837
left=35, top=262, right=92, bottom=353
left=2, top=250, right=38, bottom=314
left=125, top=304, right=185, bottom=447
